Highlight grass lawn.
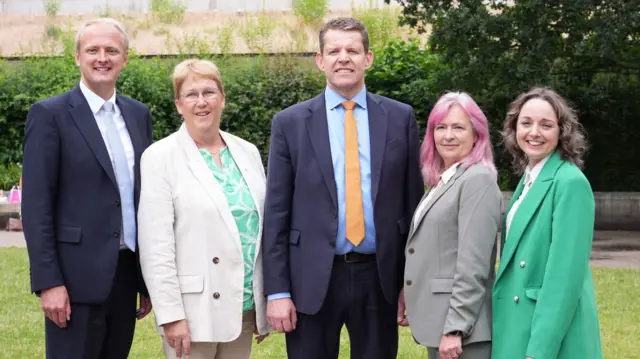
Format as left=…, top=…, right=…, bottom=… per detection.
left=1, top=247, right=638, bottom=358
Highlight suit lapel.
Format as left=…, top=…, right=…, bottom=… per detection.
left=116, top=95, right=144, bottom=203
left=222, top=131, right=262, bottom=255
left=306, top=93, right=338, bottom=209
left=496, top=152, right=563, bottom=281
left=176, top=125, right=241, bottom=253
left=116, top=96, right=143, bottom=162
left=407, top=166, right=466, bottom=241
left=367, top=93, right=387, bottom=206
left=68, top=86, right=118, bottom=188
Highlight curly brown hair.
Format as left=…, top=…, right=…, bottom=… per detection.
left=502, top=87, right=588, bottom=174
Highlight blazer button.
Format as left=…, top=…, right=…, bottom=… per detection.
left=406, top=280, right=413, bottom=286
left=212, top=257, right=220, bottom=264
left=514, top=296, right=519, bottom=303
left=115, top=200, right=121, bottom=207
left=520, top=261, right=526, bottom=268
left=113, top=231, right=120, bottom=238
left=213, top=292, right=221, bottom=299
left=408, top=248, right=415, bottom=254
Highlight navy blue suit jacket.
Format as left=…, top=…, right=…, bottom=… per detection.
left=262, top=91, right=424, bottom=315
left=22, top=86, right=153, bottom=304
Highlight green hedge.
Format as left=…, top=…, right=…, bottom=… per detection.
left=1, top=40, right=638, bottom=191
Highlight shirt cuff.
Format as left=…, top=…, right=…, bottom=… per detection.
left=267, top=292, right=292, bottom=301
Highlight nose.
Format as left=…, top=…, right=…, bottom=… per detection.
left=530, top=123, right=541, bottom=136
left=444, top=127, right=455, bottom=140
left=97, top=49, right=107, bottom=62
left=338, top=49, right=350, bottom=62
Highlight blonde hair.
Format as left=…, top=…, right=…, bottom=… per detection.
left=172, top=59, right=226, bottom=100
left=75, top=18, right=129, bottom=52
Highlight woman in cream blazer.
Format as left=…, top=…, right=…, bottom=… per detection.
left=404, top=92, right=501, bottom=359
left=138, top=59, right=270, bottom=359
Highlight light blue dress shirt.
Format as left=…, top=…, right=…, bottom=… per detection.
left=268, top=86, right=376, bottom=301
left=325, top=86, right=376, bottom=255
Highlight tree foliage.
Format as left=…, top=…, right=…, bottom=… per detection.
left=386, top=0, right=640, bottom=190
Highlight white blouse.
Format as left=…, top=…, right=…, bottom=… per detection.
left=412, top=163, right=461, bottom=230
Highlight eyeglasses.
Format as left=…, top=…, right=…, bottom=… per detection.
left=182, top=88, right=221, bottom=102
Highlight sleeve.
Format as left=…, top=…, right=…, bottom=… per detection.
left=261, top=115, right=295, bottom=296
left=21, top=101, right=64, bottom=294
left=443, top=173, right=501, bottom=335
left=137, top=106, right=154, bottom=296
left=525, top=174, right=596, bottom=358
left=137, top=149, right=184, bottom=325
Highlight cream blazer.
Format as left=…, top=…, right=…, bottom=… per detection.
left=138, top=124, right=270, bottom=342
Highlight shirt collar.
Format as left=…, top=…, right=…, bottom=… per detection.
left=441, top=162, right=461, bottom=185
left=324, top=86, right=368, bottom=111
left=524, top=154, right=551, bottom=186
left=79, top=80, right=118, bottom=115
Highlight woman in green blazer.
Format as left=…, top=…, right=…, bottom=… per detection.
left=492, top=87, right=603, bottom=359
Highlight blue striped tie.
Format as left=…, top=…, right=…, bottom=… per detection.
left=102, top=102, right=136, bottom=252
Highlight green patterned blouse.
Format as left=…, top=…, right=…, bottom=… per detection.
left=199, top=147, right=258, bottom=312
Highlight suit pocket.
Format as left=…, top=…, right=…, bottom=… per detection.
left=178, top=275, right=204, bottom=294
left=397, top=217, right=408, bottom=235
left=56, top=226, right=81, bottom=243
left=525, top=287, right=540, bottom=301
left=289, top=229, right=300, bottom=245
left=430, top=278, right=454, bottom=293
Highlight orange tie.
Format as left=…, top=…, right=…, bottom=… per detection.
left=342, top=101, right=365, bottom=247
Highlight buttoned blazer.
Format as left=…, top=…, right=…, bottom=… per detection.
left=404, top=163, right=501, bottom=349
left=492, top=151, right=603, bottom=359
left=138, top=124, right=270, bottom=342
left=22, top=86, right=153, bottom=303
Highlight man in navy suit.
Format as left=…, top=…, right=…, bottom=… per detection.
left=262, top=17, right=424, bottom=358
left=22, top=18, right=153, bottom=359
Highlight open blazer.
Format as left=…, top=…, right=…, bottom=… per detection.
left=137, top=124, right=270, bottom=342
left=404, top=162, right=501, bottom=349
left=492, top=151, right=603, bottom=359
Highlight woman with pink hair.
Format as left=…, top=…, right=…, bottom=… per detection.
left=403, top=92, right=501, bottom=359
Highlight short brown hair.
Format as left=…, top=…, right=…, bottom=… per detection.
left=172, top=59, right=225, bottom=100
left=502, top=87, right=588, bottom=173
left=319, top=17, right=370, bottom=53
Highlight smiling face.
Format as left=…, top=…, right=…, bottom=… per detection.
left=516, top=98, right=560, bottom=167
left=74, top=22, right=127, bottom=99
left=434, top=104, right=477, bottom=169
left=315, top=29, right=373, bottom=99
left=175, top=75, right=225, bottom=135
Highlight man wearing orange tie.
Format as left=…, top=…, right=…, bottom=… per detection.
left=262, top=18, right=424, bottom=359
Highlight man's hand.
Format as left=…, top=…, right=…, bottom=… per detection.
left=40, top=285, right=71, bottom=328
left=397, top=288, right=409, bottom=326
left=439, top=333, right=463, bottom=359
left=266, top=298, right=297, bottom=333
left=163, top=319, right=191, bottom=358
left=136, top=295, right=152, bottom=320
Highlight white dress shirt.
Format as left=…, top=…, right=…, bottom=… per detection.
left=505, top=154, right=551, bottom=238
left=412, top=162, right=461, bottom=229
left=79, top=81, right=135, bottom=247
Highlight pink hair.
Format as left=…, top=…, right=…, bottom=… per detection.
left=420, top=92, right=497, bottom=187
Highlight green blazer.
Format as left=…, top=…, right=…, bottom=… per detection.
left=492, top=151, right=603, bottom=359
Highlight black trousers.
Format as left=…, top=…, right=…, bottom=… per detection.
left=285, top=259, right=399, bottom=359
left=45, top=250, right=138, bottom=359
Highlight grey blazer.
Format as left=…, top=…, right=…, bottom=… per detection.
left=404, top=163, right=501, bottom=349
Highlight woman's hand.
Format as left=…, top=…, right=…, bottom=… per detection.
left=164, top=319, right=191, bottom=357
left=254, top=326, right=270, bottom=344
left=439, top=333, right=463, bottom=359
